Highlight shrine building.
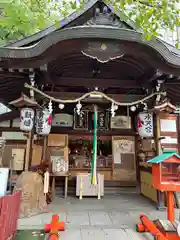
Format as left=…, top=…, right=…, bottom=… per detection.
left=0, top=0, right=180, bottom=206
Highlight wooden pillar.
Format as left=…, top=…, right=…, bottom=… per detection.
left=155, top=113, right=165, bottom=210
left=24, top=131, right=33, bottom=171
left=42, top=136, right=47, bottom=162
left=177, top=114, right=180, bottom=154
left=155, top=113, right=162, bottom=155
left=167, top=191, right=175, bottom=221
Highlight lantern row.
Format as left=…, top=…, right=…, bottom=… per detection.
left=20, top=108, right=52, bottom=135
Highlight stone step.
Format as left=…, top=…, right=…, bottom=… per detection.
left=54, top=186, right=140, bottom=197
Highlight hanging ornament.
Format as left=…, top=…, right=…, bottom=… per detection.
left=130, top=105, right=136, bottom=112
left=143, top=103, right=148, bottom=111
left=59, top=103, right=65, bottom=109
left=48, top=101, right=53, bottom=114
left=36, top=108, right=52, bottom=135
left=20, top=108, right=35, bottom=132
left=29, top=71, right=35, bottom=99
left=114, top=104, right=118, bottom=111
left=76, top=101, right=82, bottom=115
left=111, top=102, right=118, bottom=117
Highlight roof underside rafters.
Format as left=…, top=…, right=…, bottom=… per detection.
left=0, top=0, right=180, bottom=106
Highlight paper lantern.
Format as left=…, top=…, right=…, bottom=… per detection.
left=20, top=108, right=34, bottom=132
left=36, top=109, right=52, bottom=135
left=137, top=112, right=154, bottom=137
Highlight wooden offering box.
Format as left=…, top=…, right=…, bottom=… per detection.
left=148, top=152, right=180, bottom=192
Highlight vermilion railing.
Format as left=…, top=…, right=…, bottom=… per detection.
left=0, top=191, right=21, bottom=240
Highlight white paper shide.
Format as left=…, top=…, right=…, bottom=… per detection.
left=36, top=109, right=52, bottom=135
left=137, top=112, right=154, bottom=137
left=20, top=108, right=35, bottom=131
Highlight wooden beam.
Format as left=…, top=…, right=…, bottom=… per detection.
left=0, top=127, right=136, bottom=136
left=166, top=82, right=180, bottom=85
left=52, top=76, right=140, bottom=89
left=44, top=91, right=144, bottom=103
left=0, top=110, right=19, bottom=122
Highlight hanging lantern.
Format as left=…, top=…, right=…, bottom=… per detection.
left=20, top=108, right=35, bottom=132
left=36, top=109, right=52, bottom=135
left=137, top=112, right=154, bottom=138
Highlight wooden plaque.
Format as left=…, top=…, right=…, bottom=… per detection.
left=74, top=111, right=88, bottom=130
left=12, top=149, right=25, bottom=170
left=48, top=134, right=68, bottom=147
left=97, top=111, right=109, bottom=130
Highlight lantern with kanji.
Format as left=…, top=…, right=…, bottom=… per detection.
left=137, top=112, right=153, bottom=138
left=20, top=108, right=35, bottom=132
left=36, top=109, right=52, bottom=135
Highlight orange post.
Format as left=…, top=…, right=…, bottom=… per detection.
left=44, top=214, right=65, bottom=240
left=138, top=214, right=168, bottom=240
left=48, top=233, right=59, bottom=240
left=167, top=191, right=175, bottom=222
left=44, top=214, right=65, bottom=232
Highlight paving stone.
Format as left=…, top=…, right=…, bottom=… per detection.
left=17, top=195, right=173, bottom=239
left=125, top=229, right=153, bottom=240
left=18, top=212, right=67, bottom=227
left=66, top=212, right=90, bottom=225
left=109, top=212, right=132, bottom=226
left=89, top=212, right=112, bottom=226
left=103, top=228, right=131, bottom=239
left=61, top=228, right=82, bottom=240
left=81, top=228, right=132, bottom=240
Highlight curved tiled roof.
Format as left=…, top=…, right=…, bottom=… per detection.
left=0, top=26, right=180, bottom=68
left=0, top=0, right=180, bottom=71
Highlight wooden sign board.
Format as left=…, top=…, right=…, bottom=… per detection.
left=97, top=111, right=109, bottom=130
left=12, top=148, right=25, bottom=170
left=32, top=145, right=43, bottom=166
left=111, top=116, right=131, bottom=129
left=159, top=114, right=178, bottom=152
left=74, top=111, right=88, bottom=130
left=48, top=134, right=68, bottom=147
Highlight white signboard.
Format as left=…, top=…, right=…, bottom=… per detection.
left=0, top=168, right=9, bottom=197
left=12, top=149, right=25, bottom=170
left=160, top=136, right=177, bottom=144
left=2, top=132, right=26, bottom=140
left=137, top=112, right=154, bottom=137
left=52, top=114, right=73, bottom=127
left=111, top=116, right=131, bottom=129
left=160, top=119, right=177, bottom=132
left=20, top=108, right=34, bottom=132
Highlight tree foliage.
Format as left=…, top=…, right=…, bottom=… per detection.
left=0, top=0, right=180, bottom=46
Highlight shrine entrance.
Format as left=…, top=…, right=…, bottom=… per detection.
left=0, top=0, right=180, bottom=207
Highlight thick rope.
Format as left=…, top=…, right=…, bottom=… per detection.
left=24, top=83, right=166, bottom=106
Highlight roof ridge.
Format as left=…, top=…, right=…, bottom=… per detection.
left=7, top=0, right=137, bottom=48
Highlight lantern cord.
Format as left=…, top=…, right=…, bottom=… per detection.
left=24, top=83, right=166, bottom=106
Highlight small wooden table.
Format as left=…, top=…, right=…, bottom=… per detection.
left=51, top=173, right=69, bottom=199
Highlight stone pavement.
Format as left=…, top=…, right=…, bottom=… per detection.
left=18, top=194, right=180, bottom=239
